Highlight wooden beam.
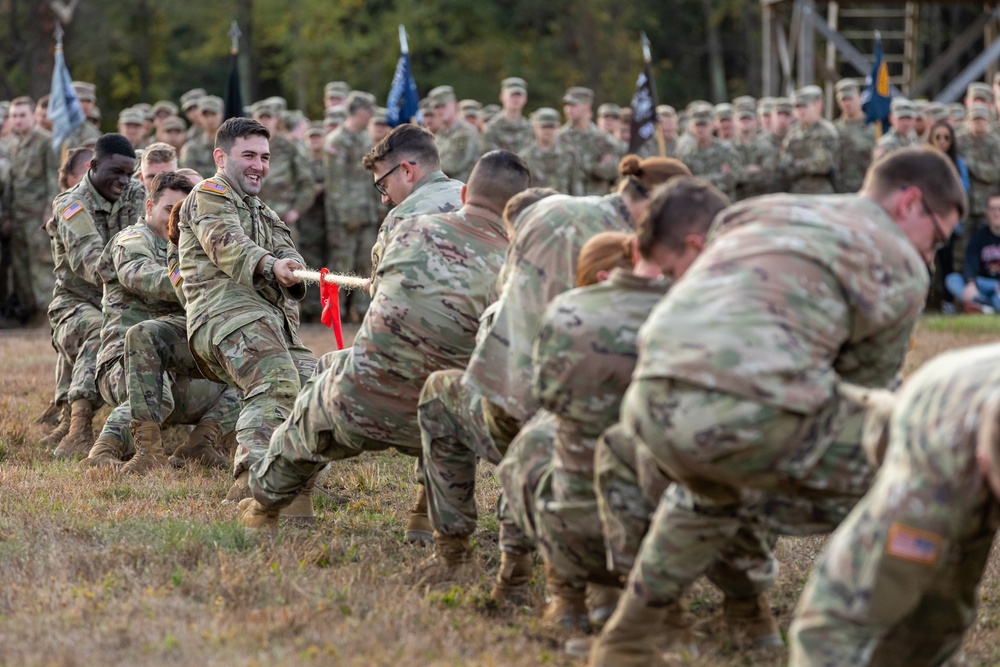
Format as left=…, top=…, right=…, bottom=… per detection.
left=806, top=5, right=903, bottom=97
left=798, top=0, right=815, bottom=88
left=904, top=7, right=1000, bottom=97
left=935, top=32, right=1000, bottom=103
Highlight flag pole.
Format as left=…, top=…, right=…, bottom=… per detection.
left=873, top=30, right=883, bottom=141
left=399, top=25, right=409, bottom=55
left=54, top=22, right=69, bottom=163
left=642, top=32, right=667, bottom=158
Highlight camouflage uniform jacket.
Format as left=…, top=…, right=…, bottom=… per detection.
left=464, top=193, right=633, bottom=423
left=677, top=138, right=743, bottom=200
left=166, top=241, right=186, bottom=306
left=635, top=194, right=929, bottom=416
left=556, top=123, right=623, bottom=195
left=533, top=269, right=672, bottom=439
left=833, top=117, right=876, bottom=193
left=177, top=174, right=306, bottom=360
left=369, top=170, right=463, bottom=293
left=872, top=129, right=916, bottom=161
left=96, top=219, right=182, bottom=372
left=957, top=131, right=1000, bottom=217
left=179, top=134, right=216, bottom=178
left=257, top=134, right=316, bottom=220
left=482, top=115, right=534, bottom=154
left=61, top=121, right=100, bottom=152
left=47, top=174, right=146, bottom=324
left=436, top=119, right=481, bottom=182
left=323, top=203, right=509, bottom=445
left=518, top=142, right=581, bottom=195
left=779, top=119, right=840, bottom=195
left=323, top=124, right=376, bottom=224
left=734, top=131, right=778, bottom=200
left=4, top=127, right=58, bottom=219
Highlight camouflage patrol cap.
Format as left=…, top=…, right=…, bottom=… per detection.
left=371, top=107, right=389, bottom=125
left=324, top=81, right=351, bottom=100
left=134, top=102, right=154, bottom=121
left=967, top=82, right=993, bottom=103
left=655, top=104, right=676, bottom=118
left=481, top=104, right=500, bottom=122
left=459, top=99, right=482, bottom=114
left=180, top=88, right=205, bottom=111
left=598, top=103, right=622, bottom=118
left=152, top=100, right=178, bottom=117
left=428, top=85, right=457, bottom=107
left=914, top=99, right=929, bottom=118
left=773, top=98, right=794, bottom=115
left=890, top=97, right=916, bottom=118
left=757, top=97, right=776, bottom=114
left=563, top=87, right=594, bottom=105
left=199, top=96, right=224, bottom=115
left=72, top=81, right=97, bottom=102
left=345, top=90, right=376, bottom=113
left=118, top=107, right=145, bottom=126
left=793, top=85, right=823, bottom=106
left=280, top=109, right=307, bottom=127
left=713, top=103, right=733, bottom=120
left=968, top=105, right=992, bottom=121
left=732, top=95, right=756, bottom=112
left=835, top=78, right=860, bottom=100
left=949, top=103, right=966, bottom=121
left=419, top=97, right=433, bottom=114
left=923, top=102, right=948, bottom=122
left=306, top=121, right=325, bottom=138
left=685, top=100, right=710, bottom=113
left=735, top=105, right=756, bottom=120
left=501, top=77, right=527, bottom=94
left=530, top=107, right=561, bottom=127
left=251, top=101, right=278, bottom=118
left=689, top=106, right=712, bottom=125
left=325, top=104, right=347, bottom=123
left=263, top=96, right=288, bottom=113
left=160, top=115, right=185, bottom=132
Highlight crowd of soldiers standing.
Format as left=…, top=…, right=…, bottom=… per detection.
left=3, top=68, right=1000, bottom=667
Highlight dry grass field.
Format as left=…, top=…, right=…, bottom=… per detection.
left=1, top=316, right=999, bottom=667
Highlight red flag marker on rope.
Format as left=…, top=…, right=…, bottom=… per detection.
left=319, top=267, right=344, bottom=350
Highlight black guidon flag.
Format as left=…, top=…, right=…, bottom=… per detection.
left=629, top=58, right=658, bottom=155
left=224, top=52, right=244, bottom=121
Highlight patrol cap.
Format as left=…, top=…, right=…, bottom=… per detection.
left=923, top=102, right=948, bottom=123
left=118, top=107, right=145, bottom=126
left=690, top=107, right=712, bottom=125
left=428, top=85, right=457, bottom=107
left=530, top=107, right=561, bottom=127
left=793, top=85, right=823, bottom=106
left=598, top=103, right=622, bottom=119
left=345, top=90, right=376, bottom=112
left=280, top=109, right=307, bottom=127
left=967, top=82, right=993, bottom=103
left=563, top=86, right=594, bottom=105
left=160, top=115, right=185, bottom=132
left=914, top=99, right=929, bottom=118
left=501, top=77, right=527, bottom=94
left=757, top=97, right=776, bottom=114
left=481, top=104, right=500, bottom=122
left=371, top=107, right=389, bottom=125
left=655, top=104, right=677, bottom=118
left=72, top=81, right=96, bottom=102
left=133, top=102, right=154, bottom=121
left=419, top=97, right=433, bottom=114
left=890, top=97, right=916, bottom=118
left=324, top=81, right=351, bottom=100
left=732, top=95, right=756, bottom=112
left=459, top=99, right=482, bottom=114
left=968, top=105, right=992, bottom=121
left=949, top=103, right=966, bottom=121
left=735, top=105, right=756, bottom=120
left=306, top=121, right=325, bottom=137
left=835, top=78, right=860, bottom=100
left=262, top=96, right=288, bottom=113
left=325, top=104, right=347, bottom=123
left=251, top=101, right=278, bottom=118
left=685, top=100, right=710, bottom=113
left=199, top=95, right=224, bottom=115
left=152, top=100, right=178, bottom=117
left=713, top=103, right=733, bottom=120
left=180, top=88, right=206, bottom=111
left=773, top=98, right=794, bottom=115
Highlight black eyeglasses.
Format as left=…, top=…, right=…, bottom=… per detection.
left=373, top=161, right=415, bottom=196
left=920, top=197, right=949, bottom=251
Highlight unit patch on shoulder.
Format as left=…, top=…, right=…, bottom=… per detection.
left=61, top=201, right=84, bottom=220
left=885, top=522, right=942, bottom=566
left=169, top=263, right=182, bottom=286
left=200, top=180, right=229, bottom=196
left=117, top=229, right=143, bottom=244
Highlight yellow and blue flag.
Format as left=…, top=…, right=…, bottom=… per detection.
left=861, top=32, right=891, bottom=134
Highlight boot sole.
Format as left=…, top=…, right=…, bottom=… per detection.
left=404, top=529, right=434, bottom=545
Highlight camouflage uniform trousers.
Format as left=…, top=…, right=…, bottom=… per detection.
left=250, top=349, right=405, bottom=508
left=50, top=304, right=103, bottom=405
left=50, top=347, right=72, bottom=405
left=7, top=214, right=40, bottom=317
left=191, top=317, right=316, bottom=478
left=327, top=219, right=376, bottom=318
left=295, top=196, right=326, bottom=322
left=418, top=369, right=521, bottom=538
left=622, top=377, right=872, bottom=607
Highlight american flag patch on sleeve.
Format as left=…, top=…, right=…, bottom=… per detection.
left=200, top=180, right=228, bottom=195
left=169, top=263, right=182, bottom=286
left=885, top=522, right=942, bottom=566
left=61, top=201, right=84, bottom=220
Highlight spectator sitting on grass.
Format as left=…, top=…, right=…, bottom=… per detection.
left=947, top=192, right=1000, bottom=313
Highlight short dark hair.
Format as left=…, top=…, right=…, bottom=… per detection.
left=466, top=150, right=531, bottom=213
left=503, top=187, right=558, bottom=237
left=148, top=171, right=195, bottom=205
left=864, top=145, right=968, bottom=220
left=10, top=96, right=34, bottom=109
left=362, top=123, right=439, bottom=173
left=214, top=117, right=270, bottom=154
left=637, top=176, right=729, bottom=258
left=36, top=95, right=49, bottom=110
left=94, top=133, right=138, bottom=161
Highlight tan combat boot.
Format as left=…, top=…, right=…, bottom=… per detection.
left=587, top=583, right=622, bottom=629
left=223, top=470, right=251, bottom=504
left=35, top=400, right=62, bottom=428
left=237, top=497, right=279, bottom=535
left=404, top=485, right=434, bottom=545
left=119, top=420, right=169, bottom=476
left=52, top=399, right=95, bottom=459
left=719, top=594, right=783, bottom=649
left=489, top=550, right=534, bottom=607
left=78, top=433, right=126, bottom=469
left=409, top=532, right=481, bottom=588
left=589, top=591, right=672, bottom=667
left=279, top=475, right=316, bottom=525
left=39, top=403, right=71, bottom=448
left=541, top=563, right=589, bottom=634
left=168, top=421, right=229, bottom=470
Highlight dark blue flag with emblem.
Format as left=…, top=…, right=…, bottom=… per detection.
left=385, top=25, right=422, bottom=127
left=861, top=31, right=891, bottom=135
left=48, top=24, right=85, bottom=154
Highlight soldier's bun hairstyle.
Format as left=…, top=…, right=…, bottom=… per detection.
left=864, top=145, right=969, bottom=221
left=168, top=200, right=183, bottom=246
left=148, top=171, right=195, bottom=204
left=362, top=123, right=439, bottom=173
left=59, top=147, right=93, bottom=190
left=503, top=187, right=559, bottom=237
left=576, top=231, right=635, bottom=287
left=467, top=150, right=531, bottom=214
left=617, top=155, right=692, bottom=201
left=214, top=117, right=270, bottom=154
left=94, top=133, right=138, bottom=161
left=637, top=176, right=729, bottom=258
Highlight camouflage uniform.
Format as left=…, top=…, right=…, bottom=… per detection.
left=4, top=126, right=58, bottom=313
left=556, top=123, right=624, bottom=196
left=296, top=143, right=326, bottom=321
left=369, top=170, right=463, bottom=294
left=62, top=122, right=100, bottom=152
left=257, top=134, right=316, bottom=226
left=324, top=124, right=377, bottom=316
left=95, top=221, right=239, bottom=451
left=790, top=343, right=1000, bottom=667
left=249, top=204, right=509, bottom=507
left=49, top=174, right=145, bottom=405
left=178, top=174, right=316, bottom=478
left=179, top=134, right=216, bottom=179
left=779, top=119, right=841, bottom=194
left=436, top=119, right=481, bottom=183
left=422, top=194, right=633, bottom=538
left=872, top=129, right=916, bottom=161
left=734, top=132, right=778, bottom=200
left=956, top=130, right=1000, bottom=227
left=834, top=118, right=876, bottom=193
left=517, top=143, right=580, bottom=195
left=482, top=116, right=534, bottom=155
left=677, top=139, right=743, bottom=201
left=609, top=193, right=929, bottom=617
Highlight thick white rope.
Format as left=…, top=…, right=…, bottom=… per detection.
left=292, top=269, right=369, bottom=291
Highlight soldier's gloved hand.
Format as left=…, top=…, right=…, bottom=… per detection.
left=237, top=497, right=279, bottom=531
